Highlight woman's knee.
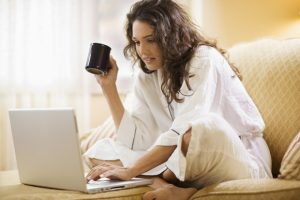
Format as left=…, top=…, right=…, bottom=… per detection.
left=191, top=113, right=236, bottom=141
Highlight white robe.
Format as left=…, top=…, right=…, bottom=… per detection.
left=84, top=46, right=272, bottom=181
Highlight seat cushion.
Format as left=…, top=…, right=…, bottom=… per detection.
left=279, top=131, right=300, bottom=180
left=191, top=178, right=300, bottom=200
left=2, top=171, right=300, bottom=200
left=228, top=38, right=300, bottom=176
left=0, top=184, right=152, bottom=200
left=0, top=170, right=151, bottom=200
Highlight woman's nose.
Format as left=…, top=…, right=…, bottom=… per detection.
left=139, top=43, right=148, bottom=55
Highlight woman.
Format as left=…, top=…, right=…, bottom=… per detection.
left=84, top=0, right=272, bottom=199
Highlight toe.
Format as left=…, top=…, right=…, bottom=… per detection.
left=143, top=191, right=156, bottom=200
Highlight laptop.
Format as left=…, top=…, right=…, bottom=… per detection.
left=8, top=108, right=152, bottom=193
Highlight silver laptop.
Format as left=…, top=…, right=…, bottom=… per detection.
left=8, top=108, right=152, bottom=193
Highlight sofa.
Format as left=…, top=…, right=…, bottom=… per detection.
left=1, top=38, right=299, bottom=199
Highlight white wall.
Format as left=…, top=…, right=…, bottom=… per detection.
left=188, top=0, right=300, bottom=48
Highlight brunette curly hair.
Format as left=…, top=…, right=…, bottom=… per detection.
left=124, top=0, right=241, bottom=104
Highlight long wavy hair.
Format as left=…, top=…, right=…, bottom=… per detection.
left=124, top=0, right=241, bottom=104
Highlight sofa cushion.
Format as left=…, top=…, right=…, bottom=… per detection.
left=279, top=131, right=300, bottom=180
left=191, top=178, right=300, bottom=200
left=0, top=184, right=151, bottom=200
left=228, top=38, right=300, bottom=177
left=0, top=170, right=152, bottom=200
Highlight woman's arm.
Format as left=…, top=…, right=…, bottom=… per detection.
left=94, top=56, right=124, bottom=128
left=86, top=145, right=176, bottom=181
left=129, top=145, right=176, bottom=177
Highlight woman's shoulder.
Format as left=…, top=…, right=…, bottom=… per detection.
left=187, top=45, right=223, bottom=70
left=193, top=45, right=224, bottom=61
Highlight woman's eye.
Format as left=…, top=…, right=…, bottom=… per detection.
left=147, top=38, right=155, bottom=43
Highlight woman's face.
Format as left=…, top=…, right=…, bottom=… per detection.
left=132, top=20, right=163, bottom=71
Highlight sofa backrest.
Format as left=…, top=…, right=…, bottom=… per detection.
left=228, top=38, right=300, bottom=177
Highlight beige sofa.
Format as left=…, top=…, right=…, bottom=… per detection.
left=1, top=38, right=299, bottom=199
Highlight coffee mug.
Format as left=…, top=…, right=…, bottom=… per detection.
left=85, top=43, right=111, bottom=75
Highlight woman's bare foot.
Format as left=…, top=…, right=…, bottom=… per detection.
left=143, top=184, right=197, bottom=200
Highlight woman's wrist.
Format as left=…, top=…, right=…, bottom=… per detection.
left=127, top=166, right=141, bottom=178
left=101, top=83, right=118, bottom=96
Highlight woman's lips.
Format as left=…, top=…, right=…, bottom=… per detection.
left=143, top=57, right=155, bottom=64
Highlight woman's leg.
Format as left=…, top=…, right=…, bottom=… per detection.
left=143, top=130, right=197, bottom=200
left=144, top=112, right=260, bottom=199
left=160, top=129, right=191, bottom=184
left=177, top=113, right=259, bottom=187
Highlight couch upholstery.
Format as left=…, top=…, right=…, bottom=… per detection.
left=191, top=38, right=300, bottom=199
left=1, top=38, right=299, bottom=199
left=228, top=38, right=300, bottom=177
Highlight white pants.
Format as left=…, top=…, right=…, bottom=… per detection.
left=84, top=114, right=272, bottom=188
left=166, top=113, right=271, bottom=188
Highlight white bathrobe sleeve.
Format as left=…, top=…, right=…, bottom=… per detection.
left=116, top=73, right=161, bottom=151
left=155, top=47, right=220, bottom=146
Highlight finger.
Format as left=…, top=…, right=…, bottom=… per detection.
left=110, top=55, right=116, bottom=64
left=102, top=169, right=129, bottom=180
left=86, top=172, right=100, bottom=182
left=100, top=162, right=112, bottom=167
left=101, top=170, right=114, bottom=179
left=88, top=169, right=103, bottom=181
left=87, top=166, right=109, bottom=181
left=143, top=191, right=156, bottom=200
left=94, top=74, right=104, bottom=84
left=86, top=169, right=98, bottom=181
left=94, top=74, right=101, bottom=80
left=109, top=56, right=118, bottom=70
left=86, top=167, right=97, bottom=179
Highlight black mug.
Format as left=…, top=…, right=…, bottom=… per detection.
left=85, top=43, right=111, bottom=75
